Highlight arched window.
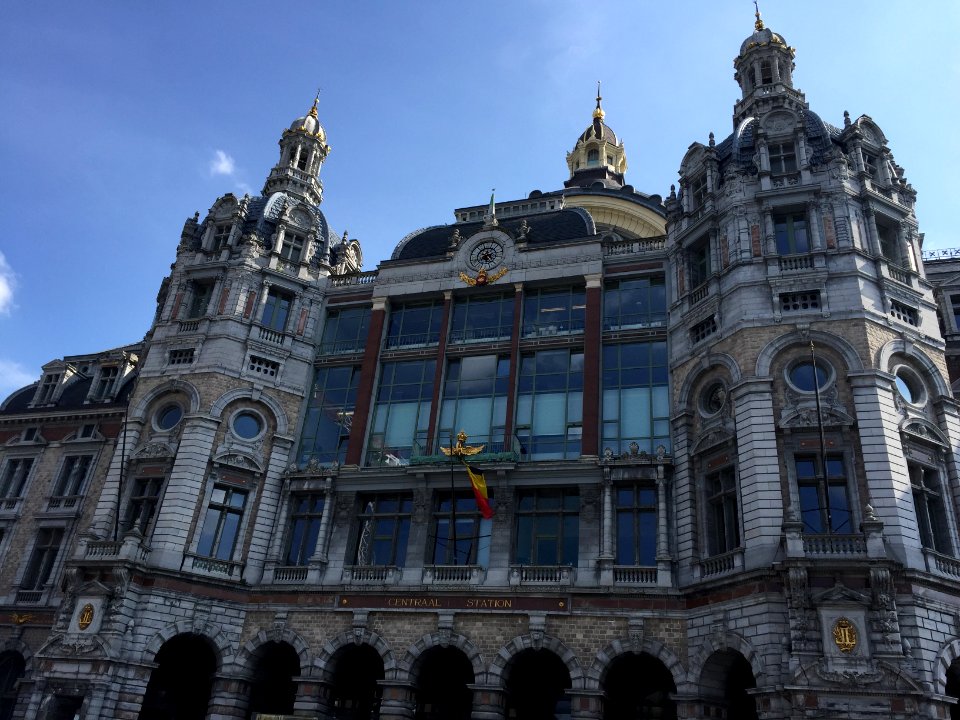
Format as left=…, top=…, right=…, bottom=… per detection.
left=587, top=149, right=600, bottom=165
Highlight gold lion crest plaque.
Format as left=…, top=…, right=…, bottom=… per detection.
left=78, top=603, right=95, bottom=631
left=832, top=617, right=857, bottom=653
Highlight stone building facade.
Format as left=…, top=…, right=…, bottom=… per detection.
left=2, top=12, right=960, bottom=720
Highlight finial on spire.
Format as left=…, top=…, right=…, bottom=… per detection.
left=484, top=189, right=498, bottom=227
left=309, top=88, right=320, bottom=118
left=593, top=80, right=605, bottom=120
left=753, top=1, right=764, bottom=30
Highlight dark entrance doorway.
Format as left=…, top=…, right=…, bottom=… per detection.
left=0, top=652, right=25, bottom=720
left=699, top=649, right=757, bottom=720
left=947, top=658, right=960, bottom=720
left=504, top=648, right=571, bottom=720
left=138, top=633, right=217, bottom=720
left=329, top=644, right=384, bottom=719
left=603, top=652, right=677, bottom=720
left=247, top=641, right=300, bottom=719
left=414, top=646, right=474, bottom=720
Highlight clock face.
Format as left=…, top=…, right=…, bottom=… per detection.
left=470, top=240, right=504, bottom=270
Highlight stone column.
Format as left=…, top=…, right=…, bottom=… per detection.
left=377, top=680, right=416, bottom=720
left=207, top=674, right=250, bottom=719
left=502, top=283, right=524, bottom=451
left=598, top=470, right=614, bottom=586
left=243, top=436, right=294, bottom=584
left=582, top=274, right=603, bottom=457
left=762, top=205, right=776, bottom=255
left=656, top=465, right=672, bottom=587
left=469, top=684, right=506, bottom=720
left=345, top=297, right=387, bottom=466
left=293, top=676, right=335, bottom=718
left=807, top=201, right=823, bottom=251
left=89, top=418, right=143, bottom=539
left=311, top=477, right=335, bottom=563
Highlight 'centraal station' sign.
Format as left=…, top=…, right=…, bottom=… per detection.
left=338, top=594, right=568, bottom=611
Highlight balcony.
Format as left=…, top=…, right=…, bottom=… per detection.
left=448, top=326, right=512, bottom=344
left=47, top=495, right=82, bottom=511
left=923, top=548, right=960, bottom=580
left=330, top=270, right=378, bottom=288
left=612, top=566, right=658, bottom=585
left=697, top=549, right=743, bottom=579
left=184, top=552, right=244, bottom=580
left=79, top=535, right=151, bottom=563
left=778, top=254, right=814, bottom=273
left=273, top=565, right=310, bottom=584
left=602, top=237, right=666, bottom=258
left=258, top=326, right=286, bottom=345
left=14, top=590, right=43, bottom=604
left=317, top=339, right=366, bottom=356
left=343, top=565, right=400, bottom=585
left=521, top=319, right=585, bottom=339
left=384, top=331, right=440, bottom=350
left=422, top=565, right=485, bottom=585
left=509, top=565, right=574, bottom=587
left=178, top=319, right=201, bottom=333
left=801, top=533, right=866, bottom=557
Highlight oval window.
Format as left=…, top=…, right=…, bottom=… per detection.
left=894, top=367, right=925, bottom=405
left=788, top=361, right=830, bottom=392
left=156, top=404, right=183, bottom=431
left=233, top=411, right=263, bottom=439
left=701, top=382, right=727, bottom=415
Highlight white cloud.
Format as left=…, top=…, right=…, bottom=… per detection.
left=209, top=149, right=236, bottom=176
left=0, top=251, right=15, bottom=315
left=0, top=358, right=35, bottom=400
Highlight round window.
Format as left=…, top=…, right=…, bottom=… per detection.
left=787, top=360, right=831, bottom=392
left=232, top=411, right=263, bottom=439
left=156, top=404, right=183, bottom=431
left=894, top=367, right=925, bottom=405
left=701, top=382, right=727, bottom=415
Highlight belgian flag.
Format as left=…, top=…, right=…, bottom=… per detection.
left=462, top=459, right=494, bottom=519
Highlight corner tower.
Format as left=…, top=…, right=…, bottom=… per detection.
left=565, top=85, right=627, bottom=189
left=263, top=95, right=331, bottom=205
left=666, top=9, right=956, bottom=717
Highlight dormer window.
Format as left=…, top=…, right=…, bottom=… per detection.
left=212, top=224, right=232, bottom=250
left=280, top=233, right=304, bottom=263
left=690, top=174, right=708, bottom=211
left=93, top=367, right=119, bottom=401
left=187, top=281, right=214, bottom=319
left=768, top=142, right=797, bottom=174
left=35, top=374, right=60, bottom=405
left=587, top=149, right=600, bottom=166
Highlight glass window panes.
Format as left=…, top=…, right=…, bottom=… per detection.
left=795, top=454, right=851, bottom=533
left=775, top=213, right=809, bottom=254
left=197, top=485, right=247, bottom=560
left=522, top=287, right=585, bottom=337
left=285, top=494, right=325, bottom=566
left=386, top=301, right=443, bottom=348
left=156, top=404, right=183, bottom=430
left=616, top=484, right=657, bottom=566
left=262, top=288, right=293, bottom=331
left=368, top=360, right=435, bottom=464
left=514, top=488, right=579, bottom=565
left=440, top=355, right=509, bottom=453
left=233, top=412, right=263, bottom=439
left=432, top=491, right=493, bottom=566
left=910, top=464, right=953, bottom=555
left=602, top=342, right=670, bottom=456
left=450, top=294, right=514, bottom=343
left=603, top=277, right=666, bottom=330
left=298, top=366, right=360, bottom=467
left=706, top=466, right=739, bottom=555
left=516, top=349, right=583, bottom=460
left=355, top=494, right=413, bottom=566
left=320, top=306, right=371, bottom=354
left=788, top=361, right=830, bottom=392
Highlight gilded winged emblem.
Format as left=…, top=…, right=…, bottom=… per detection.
left=440, top=430, right=485, bottom=457
left=459, top=267, right=508, bottom=287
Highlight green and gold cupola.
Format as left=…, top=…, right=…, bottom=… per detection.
left=262, top=94, right=331, bottom=205
left=565, top=83, right=628, bottom=189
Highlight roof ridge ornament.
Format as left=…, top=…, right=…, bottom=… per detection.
left=593, top=80, right=605, bottom=120
left=309, top=88, right=320, bottom=119
left=753, top=0, right=764, bottom=31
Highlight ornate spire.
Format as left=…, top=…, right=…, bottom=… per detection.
left=753, top=0, right=764, bottom=31
left=308, top=89, right=320, bottom=119
left=593, top=80, right=605, bottom=120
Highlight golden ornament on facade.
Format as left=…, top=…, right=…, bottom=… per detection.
left=440, top=430, right=484, bottom=458
left=832, top=617, right=857, bottom=653
left=458, top=267, right=508, bottom=287
left=78, top=603, right=95, bottom=631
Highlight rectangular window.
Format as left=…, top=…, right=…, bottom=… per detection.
left=890, top=300, right=919, bottom=326
left=168, top=348, right=195, bottom=365
left=911, top=464, right=953, bottom=555
left=0, top=458, right=34, bottom=499
left=53, top=455, right=93, bottom=498
left=603, top=276, right=667, bottom=330
left=450, top=294, right=515, bottom=343
left=768, top=142, right=797, bottom=174
left=280, top=233, right=304, bottom=262
left=22, top=528, right=64, bottom=590
left=602, top=342, right=670, bottom=456
left=951, top=294, right=960, bottom=333
left=522, top=287, right=585, bottom=337
left=705, top=466, right=740, bottom=555
left=795, top=453, right=852, bottom=533
left=863, top=151, right=879, bottom=177
left=36, top=373, right=60, bottom=404
left=759, top=59, right=773, bottom=84
left=297, top=365, right=360, bottom=467
left=616, top=484, right=657, bottom=566
left=689, top=237, right=710, bottom=287
left=774, top=213, right=809, bottom=254
left=386, top=301, right=444, bottom=348
left=367, top=359, right=435, bottom=465
left=355, top=494, right=413, bottom=566
left=187, top=281, right=214, bottom=319
left=197, top=485, right=248, bottom=561
left=690, top=174, right=708, bottom=210
left=877, top=221, right=901, bottom=264
left=319, top=306, right=371, bottom=354
left=261, top=288, right=293, bottom=331
left=780, top=291, right=821, bottom=313
left=515, top=488, right=579, bottom=565
left=439, top=355, right=509, bottom=454
left=93, top=366, right=119, bottom=400
left=516, top=349, right=583, bottom=460
left=122, top=475, right=164, bottom=536
left=284, top=494, right=325, bottom=566
left=78, top=424, right=96, bottom=439
left=690, top=316, right=717, bottom=344
left=213, top=223, right=232, bottom=249
left=248, top=355, right=280, bottom=377
left=432, top=491, right=492, bottom=566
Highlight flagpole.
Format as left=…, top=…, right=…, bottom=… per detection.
left=810, top=341, right=832, bottom=531
left=449, top=433, right=458, bottom=566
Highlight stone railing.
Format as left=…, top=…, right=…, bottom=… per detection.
left=423, top=565, right=485, bottom=585
left=690, top=283, right=710, bottom=304
left=47, top=495, right=82, bottom=510
left=186, top=553, right=244, bottom=579
left=14, top=590, right=43, bottom=604
left=602, top=237, right=667, bottom=257
left=343, top=565, right=399, bottom=584
left=700, top=549, right=742, bottom=577
left=778, top=254, right=814, bottom=272
left=82, top=536, right=151, bottom=563
left=924, top=549, right=960, bottom=579
left=509, top=565, right=574, bottom=586
left=331, top=271, right=378, bottom=288
left=802, top=533, right=866, bottom=556
left=273, top=565, right=309, bottom=583
left=258, top=326, right=286, bottom=345
left=613, top=566, right=657, bottom=584
left=178, top=320, right=200, bottom=333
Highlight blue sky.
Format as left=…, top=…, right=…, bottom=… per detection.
left=1, top=1, right=958, bottom=397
